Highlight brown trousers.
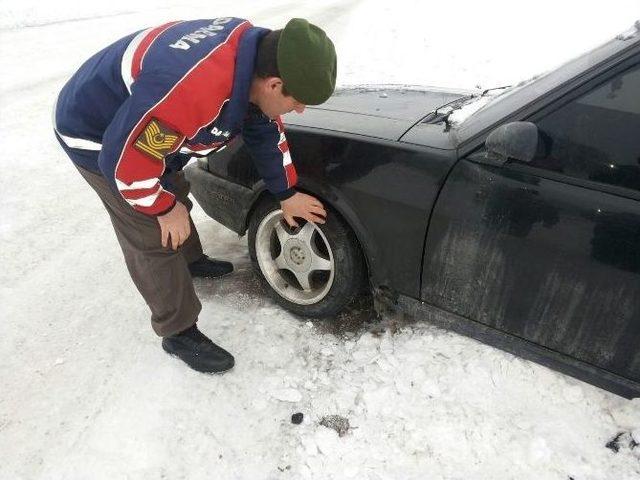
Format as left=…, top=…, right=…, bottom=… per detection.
left=77, top=166, right=203, bottom=337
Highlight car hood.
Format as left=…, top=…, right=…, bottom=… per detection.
left=283, top=85, right=471, bottom=141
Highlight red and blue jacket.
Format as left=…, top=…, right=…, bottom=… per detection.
left=54, top=18, right=297, bottom=216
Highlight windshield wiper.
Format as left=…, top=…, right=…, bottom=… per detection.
left=481, top=85, right=511, bottom=96
left=420, top=94, right=477, bottom=124
left=421, top=85, right=514, bottom=129
left=419, top=84, right=514, bottom=130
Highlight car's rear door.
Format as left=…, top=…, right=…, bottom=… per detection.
left=420, top=56, right=640, bottom=385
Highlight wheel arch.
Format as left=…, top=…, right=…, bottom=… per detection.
left=243, top=176, right=389, bottom=291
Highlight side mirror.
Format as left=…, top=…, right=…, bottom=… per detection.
left=486, top=121, right=539, bottom=164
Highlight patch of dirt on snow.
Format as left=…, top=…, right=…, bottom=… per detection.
left=314, top=293, right=421, bottom=339
left=319, top=415, right=351, bottom=437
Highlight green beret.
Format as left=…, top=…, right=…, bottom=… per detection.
left=277, top=18, right=337, bottom=105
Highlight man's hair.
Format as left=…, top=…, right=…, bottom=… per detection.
left=255, top=30, right=291, bottom=96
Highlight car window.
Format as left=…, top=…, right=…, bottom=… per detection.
left=529, top=63, right=640, bottom=192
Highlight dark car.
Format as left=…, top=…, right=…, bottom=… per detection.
left=185, top=22, right=640, bottom=398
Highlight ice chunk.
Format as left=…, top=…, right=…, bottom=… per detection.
left=272, top=388, right=302, bottom=403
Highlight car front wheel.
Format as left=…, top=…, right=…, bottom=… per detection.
left=248, top=199, right=366, bottom=317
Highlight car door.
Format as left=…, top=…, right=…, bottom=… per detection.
left=420, top=57, right=640, bottom=384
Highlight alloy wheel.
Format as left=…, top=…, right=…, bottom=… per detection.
left=254, top=210, right=335, bottom=305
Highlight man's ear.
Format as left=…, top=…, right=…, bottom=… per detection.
left=267, top=77, right=284, bottom=92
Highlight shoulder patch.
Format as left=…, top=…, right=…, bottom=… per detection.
left=134, top=119, right=181, bottom=161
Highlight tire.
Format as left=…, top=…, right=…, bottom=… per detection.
left=248, top=197, right=366, bottom=317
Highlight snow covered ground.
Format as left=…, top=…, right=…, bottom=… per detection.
left=1, top=1, right=640, bottom=478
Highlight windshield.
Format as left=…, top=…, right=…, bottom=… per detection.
left=445, top=21, right=640, bottom=127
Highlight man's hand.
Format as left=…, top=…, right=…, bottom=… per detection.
left=281, top=192, right=326, bottom=227
left=157, top=201, right=191, bottom=250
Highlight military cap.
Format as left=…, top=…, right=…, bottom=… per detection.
left=277, top=18, right=337, bottom=105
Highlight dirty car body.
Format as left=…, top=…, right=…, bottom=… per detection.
left=186, top=24, right=640, bottom=397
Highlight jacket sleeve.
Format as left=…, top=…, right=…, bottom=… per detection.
left=98, top=23, right=248, bottom=216
left=241, top=114, right=298, bottom=201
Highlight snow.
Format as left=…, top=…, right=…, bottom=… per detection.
left=447, top=95, right=493, bottom=125
left=1, top=1, right=640, bottom=479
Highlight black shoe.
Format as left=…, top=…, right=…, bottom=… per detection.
left=188, top=255, right=234, bottom=278
left=162, top=325, right=235, bottom=373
